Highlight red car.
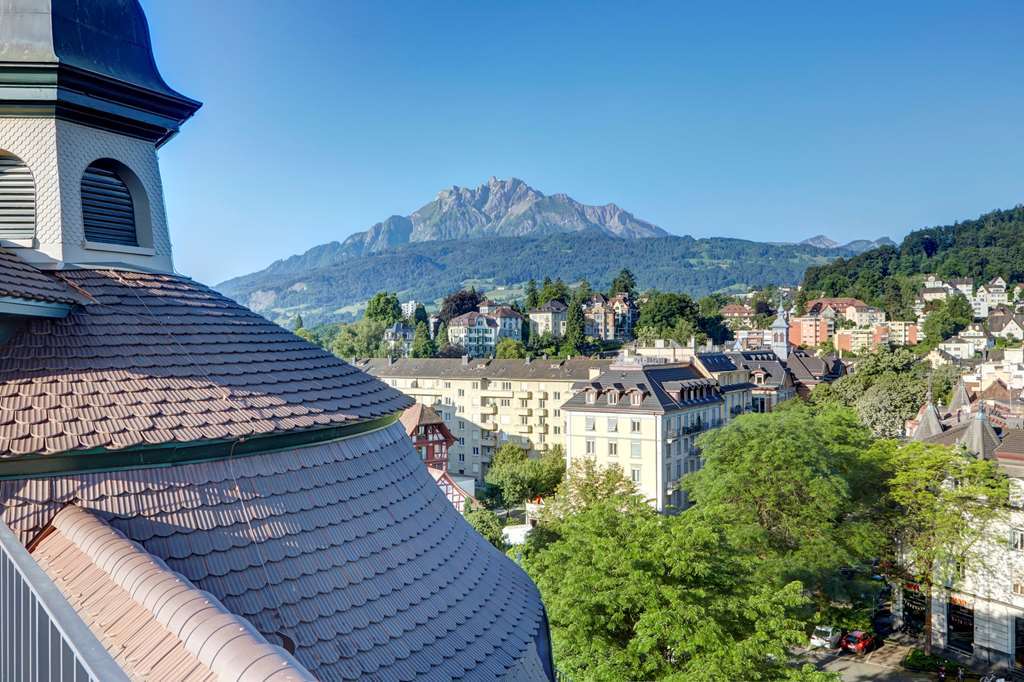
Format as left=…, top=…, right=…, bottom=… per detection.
left=841, top=630, right=877, bottom=655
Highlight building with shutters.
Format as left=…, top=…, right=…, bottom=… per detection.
left=359, top=356, right=612, bottom=481
left=0, top=2, right=554, bottom=680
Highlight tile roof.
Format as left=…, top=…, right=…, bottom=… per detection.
left=562, top=363, right=721, bottom=414
left=399, top=402, right=445, bottom=433
left=360, top=356, right=612, bottom=382
left=33, top=506, right=313, bottom=682
left=529, top=300, right=567, bottom=314
left=2, top=423, right=551, bottom=681
left=449, top=311, right=498, bottom=328
left=0, top=248, right=81, bottom=305
left=0, top=269, right=411, bottom=456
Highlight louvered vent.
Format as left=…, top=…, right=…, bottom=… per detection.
left=82, top=161, right=137, bottom=246
left=0, top=153, right=35, bottom=241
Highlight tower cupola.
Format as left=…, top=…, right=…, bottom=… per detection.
left=0, top=0, right=201, bottom=272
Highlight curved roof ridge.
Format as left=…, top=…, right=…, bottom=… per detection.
left=46, top=505, right=315, bottom=682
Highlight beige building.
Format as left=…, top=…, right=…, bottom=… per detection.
left=561, top=356, right=751, bottom=512
left=359, top=357, right=611, bottom=480
left=528, top=300, right=568, bottom=338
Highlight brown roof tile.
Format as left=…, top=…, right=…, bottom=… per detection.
left=0, top=248, right=81, bottom=305
left=2, top=423, right=549, bottom=681
left=0, top=269, right=411, bottom=456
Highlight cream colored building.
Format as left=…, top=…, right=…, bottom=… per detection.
left=561, top=356, right=751, bottom=512
left=359, top=357, right=611, bottom=481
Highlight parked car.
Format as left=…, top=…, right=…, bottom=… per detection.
left=840, top=630, right=877, bottom=655
left=809, top=625, right=842, bottom=649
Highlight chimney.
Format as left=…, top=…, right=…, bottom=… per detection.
left=588, top=367, right=602, bottom=380
left=461, top=355, right=470, bottom=365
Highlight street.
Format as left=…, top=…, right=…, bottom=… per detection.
left=807, top=646, right=932, bottom=682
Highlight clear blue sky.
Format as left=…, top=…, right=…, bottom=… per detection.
left=141, top=0, right=1024, bottom=284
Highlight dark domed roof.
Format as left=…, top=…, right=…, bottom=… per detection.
left=0, top=0, right=200, bottom=145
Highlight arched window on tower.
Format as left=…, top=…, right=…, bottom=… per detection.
left=0, top=151, right=36, bottom=241
left=81, top=159, right=147, bottom=246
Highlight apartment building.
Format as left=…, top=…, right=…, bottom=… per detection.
left=561, top=356, right=748, bottom=512
left=788, top=315, right=833, bottom=348
left=529, top=300, right=568, bottom=338
left=359, top=356, right=612, bottom=480
left=583, top=293, right=637, bottom=341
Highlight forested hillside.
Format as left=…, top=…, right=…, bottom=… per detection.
left=219, top=232, right=843, bottom=325
left=802, top=206, right=1024, bottom=317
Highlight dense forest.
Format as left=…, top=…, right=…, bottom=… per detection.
left=802, top=206, right=1024, bottom=318
left=219, top=232, right=844, bottom=325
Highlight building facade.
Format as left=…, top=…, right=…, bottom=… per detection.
left=529, top=300, right=568, bottom=338
left=561, top=356, right=749, bottom=512
left=360, top=357, right=612, bottom=480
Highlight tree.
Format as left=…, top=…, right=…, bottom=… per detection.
left=525, top=278, right=540, bottom=309
left=853, top=373, right=926, bottom=438
left=485, top=444, right=532, bottom=508
left=412, top=303, right=429, bottom=327
left=684, top=405, right=889, bottom=591
left=637, top=291, right=699, bottom=335
left=608, top=268, right=637, bottom=297
left=329, top=318, right=389, bottom=359
left=434, top=321, right=448, bottom=346
left=539, top=278, right=570, bottom=306
left=522, top=492, right=836, bottom=681
left=542, top=458, right=638, bottom=520
left=464, top=500, right=505, bottom=550
left=439, top=288, right=482, bottom=322
left=410, top=321, right=436, bottom=358
left=365, top=292, right=402, bottom=325
left=922, top=293, right=973, bottom=347
left=291, top=313, right=304, bottom=331
left=495, top=338, right=527, bottom=359
left=563, top=297, right=586, bottom=355
left=888, top=442, right=1009, bottom=655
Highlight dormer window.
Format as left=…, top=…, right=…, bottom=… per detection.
left=607, top=392, right=618, bottom=406
left=0, top=152, right=34, bottom=242
left=586, top=391, right=596, bottom=405
left=631, top=393, right=642, bottom=406
left=81, top=159, right=149, bottom=247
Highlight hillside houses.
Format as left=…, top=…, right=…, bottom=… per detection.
left=448, top=304, right=523, bottom=357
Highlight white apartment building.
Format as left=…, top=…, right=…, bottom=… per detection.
left=895, top=430, right=1024, bottom=672
left=448, top=307, right=523, bottom=357
left=401, top=300, right=419, bottom=318
left=359, top=357, right=611, bottom=480
left=560, top=355, right=751, bottom=512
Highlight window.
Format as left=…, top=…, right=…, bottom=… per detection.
left=585, top=439, right=596, bottom=455
left=519, top=415, right=528, bottom=425
left=501, top=382, right=512, bottom=390
left=1012, top=529, right=1024, bottom=551
left=444, top=382, right=451, bottom=388
left=472, top=447, right=479, bottom=455
left=586, top=392, right=596, bottom=405
left=472, top=382, right=479, bottom=389
left=82, top=159, right=147, bottom=246
left=631, top=393, right=642, bottom=406
left=553, top=426, right=561, bottom=435
left=457, top=389, right=465, bottom=397
left=458, top=453, right=465, bottom=462
left=458, top=421, right=464, bottom=429
left=631, top=441, right=641, bottom=458
left=500, top=399, right=511, bottom=407
left=607, top=418, right=617, bottom=432
left=608, top=441, right=618, bottom=457
left=585, top=417, right=595, bottom=431
left=631, top=466, right=641, bottom=483
left=554, top=409, right=560, bottom=417
left=607, top=393, right=618, bottom=406
left=554, top=392, right=561, bottom=400
left=631, top=419, right=641, bottom=433
left=519, top=399, right=528, bottom=408
left=0, top=152, right=34, bottom=241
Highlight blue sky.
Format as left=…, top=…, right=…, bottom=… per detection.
left=142, top=1, right=1024, bottom=284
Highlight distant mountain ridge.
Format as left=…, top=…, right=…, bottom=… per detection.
left=335, top=176, right=666, bottom=259
left=217, top=178, right=895, bottom=326
left=799, top=235, right=895, bottom=253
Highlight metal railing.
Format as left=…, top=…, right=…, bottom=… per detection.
left=0, top=520, right=129, bottom=682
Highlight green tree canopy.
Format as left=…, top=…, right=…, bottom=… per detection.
left=291, top=313, right=304, bottom=331
left=464, top=500, right=505, bottom=550
left=525, top=278, right=540, bottom=309
left=412, top=303, right=429, bottom=326
left=495, top=338, right=527, bottom=359
left=637, top=290, right=699, bottom=336
left=365, top=292, right=402, bottom=325
left=563, top=298, right=586, bottom=356
left=608, top=268, right=637, bottom=297
left=410, top=321, right=436, bottom=358
left=538, top=278, right=570, bottom=306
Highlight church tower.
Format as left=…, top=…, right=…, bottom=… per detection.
left=771, top=308, right=790, bottom=360
left=0, top=0, right=200, bottom=272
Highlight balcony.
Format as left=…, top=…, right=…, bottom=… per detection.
left=535, top=423, right=549, bottom=433
left=479, top=404, right=497, bottom=415
left=516, top=424, right=533, bottom=434
left=535, top=391, right=549, bottom=400
left=514, top=408, right=533, bottom=417
left=514, top=390, right=532, bottom=400
left=535, top=408, right=549, bottom=417
left=730, top=404, right=745, bottom=416
left=0, top=520, right=130, bottom=681
left=482, top=422, right=499, bottom=431
left=481, top=434, right=497, bottom=446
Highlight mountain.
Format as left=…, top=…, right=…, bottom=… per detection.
left=219, top=232, right=850, bottom=326
left=800, top=235, right=895, bottom=253
left=333, top=177, right=665, bottom=259
left=802, top=205, right=1024, bottom=317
